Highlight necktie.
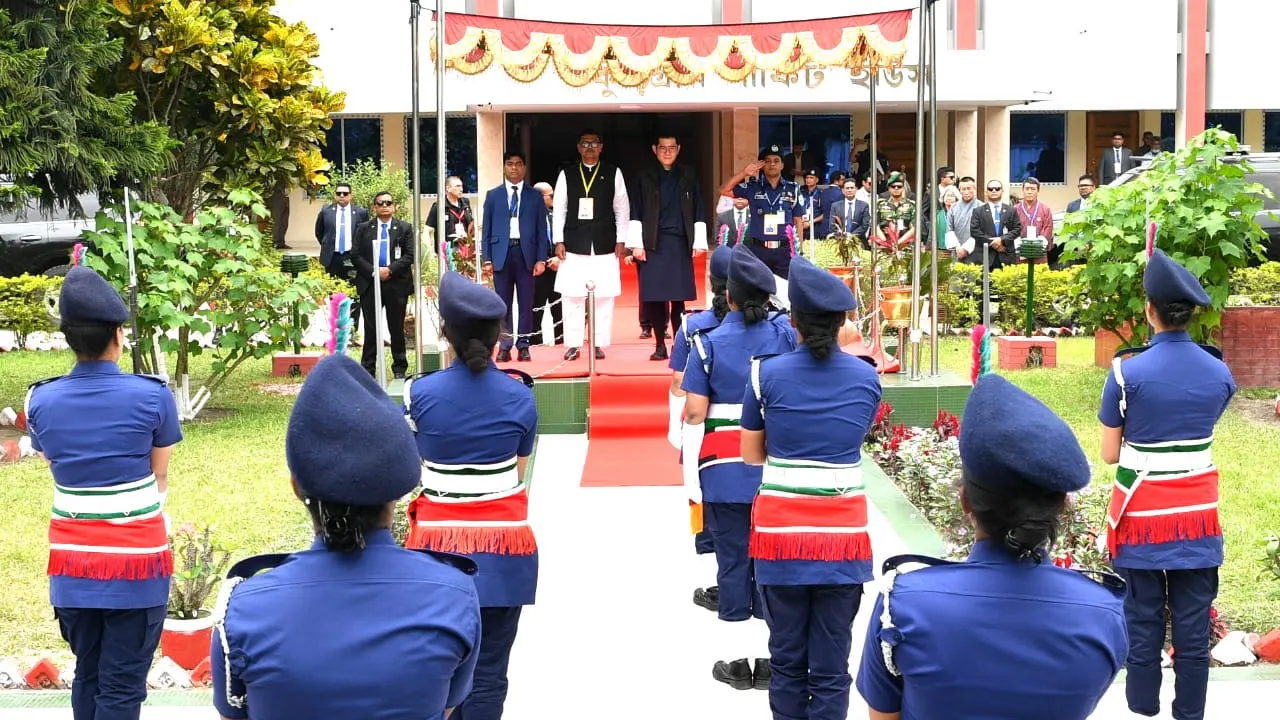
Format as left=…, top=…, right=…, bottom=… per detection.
left=509, top=186, right=519, bottom=218
left=547, top=218, right=553, bottom=241
left=337, top=207, right=346, bottom=253
left=737, top=210, right=744, bottom=227
left=846, top=204, right=852, bottom=227
left=993, top=205, right=1001, bottom=235
left=379, top=223, right=389, bottom=267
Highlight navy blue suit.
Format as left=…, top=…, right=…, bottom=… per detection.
left=484, top=182, right=551, bottom=350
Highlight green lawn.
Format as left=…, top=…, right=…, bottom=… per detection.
left=1, top=336, right=1278, bottom=662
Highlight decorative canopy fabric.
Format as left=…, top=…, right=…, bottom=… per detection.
left=431, top=12, right=912, bottom=88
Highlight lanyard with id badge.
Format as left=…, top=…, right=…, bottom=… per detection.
left=760, top=183, right=788, bottom=236
left=578, top=164, right=601, bottom=220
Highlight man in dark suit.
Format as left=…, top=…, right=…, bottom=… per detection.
left=715, top=196, right=751, bottom=247
left=352, top=191, right=415, bottom=378
left=314, top=182, right=369, bottom=337
left=968, top=179, right=1022, bottom=269
left=1055, top=174, right=1097, bottom=269
left=1097, top=131, right=1133, bottom=185
left=483, top=151, right=549, bottom=362
left=530, top=181, right=563, bottom=346
left=828, top=177, right=872, bottom=246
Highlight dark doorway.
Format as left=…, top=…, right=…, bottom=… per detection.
left=505, top=112, right=719, bottom=220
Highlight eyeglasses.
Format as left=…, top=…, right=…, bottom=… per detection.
left=889, top=184, right=903, bottom=189
left=1078, top=184, right=1094, bottom=188
left=656, top=145, right=679, bottom=153
left=579, top=141, right=602, bottom=148
left=986, top=186, right=1002, bottom=191
left=334, top=191, right=350, bottom=197
left=374, top=200, right=394, bottom=207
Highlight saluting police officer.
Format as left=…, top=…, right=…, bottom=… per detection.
left=26, top=266, right=182, bottom=720
left=681, top=245, right=799, bottom=689
left=668, top=244, right=735, bottom=612
left=718, top=145, right=805, bottom=279
left=741, top=255, right=881, bottom=720
left=405, top=271, right=540, bottom=720
left=856, top=375, right=1129, bottom=719
left=211, top=354, right=481, bottom=719
left=1099, top=248, right=1235, bottom=720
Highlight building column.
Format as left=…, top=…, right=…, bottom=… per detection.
left=953, top=109, right=979, bottom=180
left=1244, top=110, right=1264, bottom=150
left=475, top=110, right=505, bottom=203
left=721, top=0, right=746, bottom=24
left=730, top=108, right=759, bottom=181
left=982, top=106, right=1010, bottom=186
left=382, top=113, right=406, bottom=171
left=1176, top=0, right=1207, bottom=144
left=468, top=0, right=500, bottom=15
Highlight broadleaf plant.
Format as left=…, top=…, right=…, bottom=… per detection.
left=1060, top=128, right=1272, bottom=346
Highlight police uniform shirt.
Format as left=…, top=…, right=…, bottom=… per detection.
left=855, top=540, right=1128, bottom=719
left=668, top=308, right=720, bottom=374
left=1099, top=330, right=1235, bottom=570
left=410, top=359, right=539, bottom=607
left=740, top=348, right=881, bottom=586
left=27, top=362, right=182, bottom=609
left=731, top=177, right=805, bottom=241
left=680, top=312, right=797, bottom=503
left=211, top=530, right=481, bottom=719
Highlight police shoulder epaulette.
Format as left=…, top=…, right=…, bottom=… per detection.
left=401, top=370, right=439, bottom=432
left=1197, top=343, right=1225, bottom=361
left=749, top=354, right=781, bottom=410
left=1112, top=345, right=1150, bottom=362
left=213, top=552, right=290, bottom=712
left=1070, top=567, right=1128, bottom=596
left=135, top=373, right=168, bottom=385
left=498, top=367, right=536, bottom=389
left=876, top=553, right=959, bottom=678
left=690, top=327, right=715, bottom=375
left=26, top=375, right=64, bottom=393
left=408, top=548, right=479, bottom=576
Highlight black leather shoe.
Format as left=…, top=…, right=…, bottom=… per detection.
left=594, top=347, right=606, bottom=360
left=650, top=343, right=668, bottom=361
left=564, top=347, right=580, bottom=361
left=693, top=586, right=719, bottom=612
left=712, top=658, right=754, bottom=690
left=752, top=659, right=771, bottom=690
left=497, top=349, right=512, bottom=362
left=640, top=328, right=652, bottom=339
left=517, top=347, right=532, bottom=362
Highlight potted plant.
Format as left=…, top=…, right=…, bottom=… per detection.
left=162, top=523, right=233, bottom=670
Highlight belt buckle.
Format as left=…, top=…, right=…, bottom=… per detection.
left=762, top=240, right=782, bottom=249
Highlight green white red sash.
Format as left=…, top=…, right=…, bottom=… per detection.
left=749, top=458, right=872, bottom=562
left=698, top=403, right=743, bottom=470
left=48, top=474, right=173, bottom=580
left=406, top=457, right=536, bottom=556
left=1107, top=438, right=1220, bottom=556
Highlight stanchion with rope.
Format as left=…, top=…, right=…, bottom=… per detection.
left=586, top=281, right=598, bottom=377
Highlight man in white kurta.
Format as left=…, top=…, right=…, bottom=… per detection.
left=552, top=129, right=630, bottom=361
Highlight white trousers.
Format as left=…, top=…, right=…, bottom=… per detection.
left=563, top=295, right=614, bottom=348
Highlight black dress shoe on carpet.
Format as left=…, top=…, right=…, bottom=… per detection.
left=517, top=347, right=532, bottom=362
left=640, top=328, right=652, bottom=339
left=693, top=586, right=719, bottom=612
left=594, top=347, right=606, bottom=360
left=712, top=658, right=754, bottom=690
left=752, top=659, right=771, bottom=690
left=564, top=347, right=580, bottom=361
left=650, top=344, right=668, bottom=361
left=497, top=349, right=512, bottom=362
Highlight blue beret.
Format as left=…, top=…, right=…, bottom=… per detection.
left=59, top=266, right=128, bottom=325
left=759, top=145, right=784, bottom=161
left=789, top=256, right=856, bottom=313
left=959, top=375, right=1090, bottom=494
left=286, top=354, right=421, bottom=506
left=709, top=244, right=733, bottom=280
left=1144, top=248, right=1211, bottom=306
left=728, top=244, right=776, bottom=295
left=439, top=271, right=508, bottom=324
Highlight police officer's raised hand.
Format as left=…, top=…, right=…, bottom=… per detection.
left=743, top=161, right=764, bottom=178
left=555, top=242, right=566, bottom=260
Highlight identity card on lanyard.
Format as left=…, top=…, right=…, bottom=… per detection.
left=762, top=185, right=785, bottom=236
left=578, top=164, right=601, bottom=220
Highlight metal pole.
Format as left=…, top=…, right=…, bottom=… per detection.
left=339, top=118, right=347, bottom=171
left=123, top=187, right=142, bottom=375
left=373, top=237, right=387, bottom=388
left=982, top=243, right=990, bottom=327
left=927, top=0, right=940, bottom=375
left=587, top=283, right=597, bottom=376
left=409, top=0, right=424, bottom=374
left=868, top=68, right=878, bottom=236
left=909, top=0, right=927, bottom=381
left=435, top=3, right=450, bottom=287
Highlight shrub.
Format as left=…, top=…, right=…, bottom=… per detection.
left=325, top=159, right=413, bottom=222
left=990, top=265, right=1085, bottom=329
left=943, top=262, right=982, bottom=328
left=168, top=523, right=233, bottom=620
left=1227, top=262, right=1280, bottom=306
left=0, top=274, right=60, bottom=344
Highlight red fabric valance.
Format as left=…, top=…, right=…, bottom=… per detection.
left=431, top=11, right=912, bottom=87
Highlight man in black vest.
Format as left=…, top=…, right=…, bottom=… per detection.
left=625, top=132, right=707, bottom=361
left=552, top=129, right=630, bottom=361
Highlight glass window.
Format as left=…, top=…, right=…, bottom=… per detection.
left=1205, top=111, right=1243, bottom=140
left=405, top=116, right=479, bottom=194
left=321, top=117, right=383, bottom=172
left=1264, top=112, right=1280, bottom=152
left=1160, top=112, right=1176, bottom=151
left=1009, top=113, right=1066, bottom=184
left=756, top=114, right=851, bottom=183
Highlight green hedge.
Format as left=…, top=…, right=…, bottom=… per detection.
left=0, top=274, right=61, bottom=343
left=990, top=264, right=1085, bottom=329
left=1228, top=262, right=1280, bottom=306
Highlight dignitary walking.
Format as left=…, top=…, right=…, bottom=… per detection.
left=741, top=255, right=881, bottom=720
left=483, top=152, right=550, bottom=362
left=405, top=271, right=540, bottom=720
left=857, top=375, right=1129, bottom=719
left=314, top=182, right=368, bottom=336
left=352, top=191, right=415, bottom=378
left=718, top=145, right=805, bottom=279
left=26, top=266, right=183, bottom=720
left=681, top=245, right=799, bottom=689
left=211, top=354, right=481, bottom=719
left=627, top=133, right=708, bottom=361
left=1099, top=249, right=1235, bottom=720
left=553, top=129, right=629, bottom=361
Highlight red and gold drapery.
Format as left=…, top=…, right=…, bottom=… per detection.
left=431, top=12, right=912, bottom=88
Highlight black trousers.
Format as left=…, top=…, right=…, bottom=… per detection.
left=531, top=268, right=563, bottom=345
left=56, top=606, right=165, bottom=720
left=639, top=305, right=651, bottom=331
left=642, top=301, right=685, bottom=340
left=359, top=282, right=408, bottom=375
left=326, top=255, right=361, bottom=333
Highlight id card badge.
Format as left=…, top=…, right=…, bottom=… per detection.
left=1026, top=224, right=1038, bottom=240
left=763, top=212, right=779, bottom=235
left=1113, top=161, right=1122, bottom=174
left=509, top=217, right=521, bottom=239
left=393, top=244, right=401, bottom=261
left=578, top=197, right=594, bottom=220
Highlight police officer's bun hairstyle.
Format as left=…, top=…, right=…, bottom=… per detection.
left=792, top=310, right=843, bottom=361
left=727, top=280, right=770, bottom=325
left=61, top=322, right=118, bottom=360
left=306, top=498, right=387, bottom=553
left=962, top=468, right=1065, bottom=564
left=443, top=319, right=502, bottom=373
left=710, top=277, right=730, bottom=321
left=1152, top=298, right=1195, bottom=329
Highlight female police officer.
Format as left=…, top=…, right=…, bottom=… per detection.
left=405, top=270, right=540, bottom=720
left=1099, top=249, right=1235, bottom=720
left=212, top=354, right=481, bottom=719
left=856, top=375, right=1129, bottom=720
left=681, top=244, right=797, bottom=689
left=740, top=255, right=881, bottom=720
